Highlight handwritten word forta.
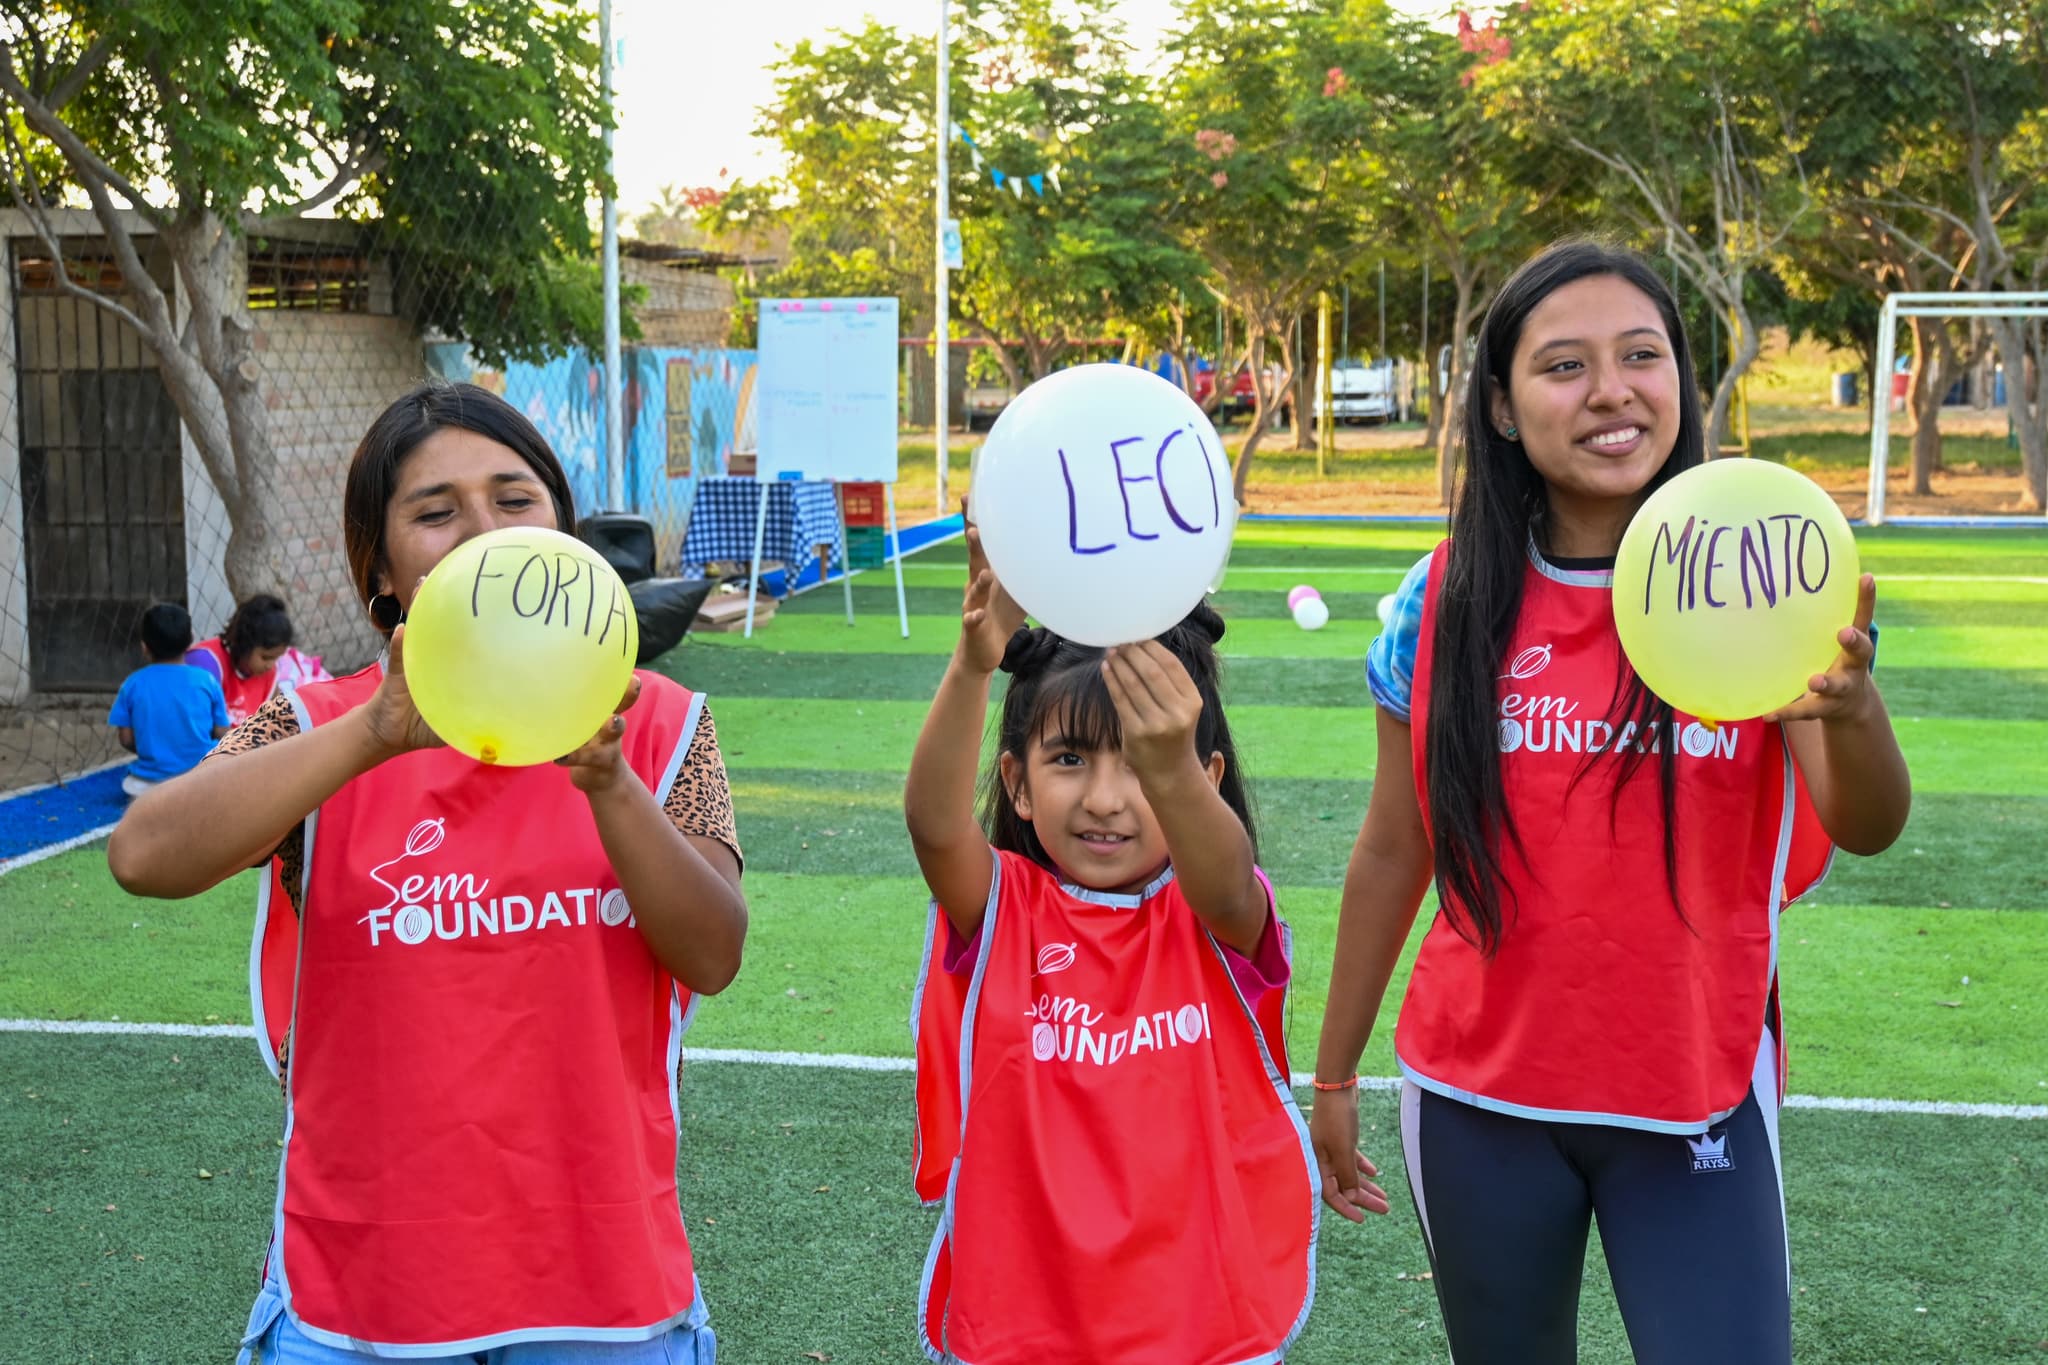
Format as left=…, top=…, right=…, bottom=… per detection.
left=468, top=544, right=633, bottom=656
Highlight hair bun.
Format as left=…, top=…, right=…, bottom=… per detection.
left=1155, top=599, right=1227, bottom=648
left=1181, top=599, right=1227, bottom=645
left=999, top=625, right=1062, bottom=676
left=1148, top=600, right=1227, bottom=686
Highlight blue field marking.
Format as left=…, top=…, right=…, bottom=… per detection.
left=0, top=765, right=128, bottom=860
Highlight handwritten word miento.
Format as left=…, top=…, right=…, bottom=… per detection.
left=468, top=543, right=632, bottom=656
left=1643, top=513, right=1833, bottom=614
left=1059, top=426, right=1225, bottom=555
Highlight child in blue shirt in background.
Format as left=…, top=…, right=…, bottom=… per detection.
left=109, top=603, right=230, bottom=798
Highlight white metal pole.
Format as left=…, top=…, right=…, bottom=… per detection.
left=1886, top=291, right=2048, bottom=304
left=743, top=482, right=771, bottom=638
left=1377, top=257, right=1386, bottom=359
left=1868, top=295, right=1896, bottom=527
left=886, top=484, right=911, bottom=639
left=1420, top=257, right=1430, bottom=419
left=600, top=0, right=623, bottom=513
left=934, top=1, right=951, bottom=515
left=839, top=497, right=855, bottom=625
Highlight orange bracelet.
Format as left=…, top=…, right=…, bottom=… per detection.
left=1310, top=1075, right=1358, bottom=1092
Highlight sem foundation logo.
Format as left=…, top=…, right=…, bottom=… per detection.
left=1499, top=644, right=1554, bottom=681
left=1494, top=644, right=1740, bottom=763
left=1035, top=942, right=1078, bottom=976
left=356, top=817, right=633, bottom=946
left=1686, top=1130, right=1734, bottom=1173
left=1497, top=716, right=1736, bottom=760
left=1024, top=993, right=1211, bottom=1068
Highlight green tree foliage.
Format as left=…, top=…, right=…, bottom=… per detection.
left=948, top=0, right=1201, bottom=387
left=0, top=0, right=614, bottom=596
left=1163, top=0, right=1381, bottom=498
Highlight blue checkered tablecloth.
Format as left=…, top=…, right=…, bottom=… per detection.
left=679, top=477, right=845, bottom=594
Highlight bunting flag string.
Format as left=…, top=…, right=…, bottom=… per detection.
left=950, top=120, right=1062, bottom=200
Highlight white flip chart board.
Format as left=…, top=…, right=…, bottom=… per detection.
left=756, top=297, right=900, bottom=483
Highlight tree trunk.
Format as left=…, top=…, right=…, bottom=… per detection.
left=1202, top=339, right=1248, bottom=418
left=1168, top=302, right=1196, bottom=400
left=1288, top=313, right=1314, bottom=452
left=152, top=213, right=288, bottom=602
left=1990, top=316, right=2048, bottom=511
left=1423, top=360, right=1443, bottom=452
left=962, top=318, right=1025, bottom=396
left=1969, top=318, right=1997, bottom=409
left=1024, top=328, right=1056, bottom=382
left=1436, top=268, right=1479, bottom=507
left=1704, top=296, right=1763, bottom=457
left=1230, top=327, right=1293, bottom=505
left=1907, top=314, right=1947, bottom=494
left=1284, top=317, right=1314, bottom=452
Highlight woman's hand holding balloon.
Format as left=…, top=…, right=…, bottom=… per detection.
left=356, top=623, right=445, bottom=762
left=559, top=675, right=646, bottom=795
left=1761, top=574, right=1880, bottom=726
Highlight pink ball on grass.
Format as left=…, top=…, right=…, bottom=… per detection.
left=1287, top=584, right=1321, bottom=611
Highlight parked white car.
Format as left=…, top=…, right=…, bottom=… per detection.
left=1314, top=357, right=1397, bottom=424
left=964, top=379, right=1013, bottom=430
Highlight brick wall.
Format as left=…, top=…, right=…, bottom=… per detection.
left=250, top=310, right=425, bottom=671
left=626, top=259, right=734, bottom=347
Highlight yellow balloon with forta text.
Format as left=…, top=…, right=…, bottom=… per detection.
left=402, top=526, right=639, bottom=766
left=1612, top=459, right=1858, bottom=724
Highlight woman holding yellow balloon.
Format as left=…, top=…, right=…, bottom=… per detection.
left=108, top=383, right=744, bottom=1364
left=1309, top=242, right=1909, bottom=1364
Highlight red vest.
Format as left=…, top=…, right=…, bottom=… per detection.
left=192, top=638, right=328, bottom=724
left=1400, top=542, right=1832, bottom=1132
left=263, top=665, right=708, bottom=1352
left=913, top=851, right=1316, bottom=1365
left=190, top=638, right=272, bottom=724
left=251, top=858, right=296, bottom=1079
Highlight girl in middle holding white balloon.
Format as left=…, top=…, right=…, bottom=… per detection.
left=902, top=525, right=1340, bottom=1365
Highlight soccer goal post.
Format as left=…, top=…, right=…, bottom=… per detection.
left=1867, top=291, right=2048, bottom=526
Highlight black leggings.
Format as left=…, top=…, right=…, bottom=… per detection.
left=1400, top=1060, right=1790, bottom=1364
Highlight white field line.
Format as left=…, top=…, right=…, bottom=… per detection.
left=0, top=823, right=121, bottom=877
left=0, top=759, right=127, bottom=801
left=3, top=1020, right=2041, bottom=1119
left=1219, top=567, right=2048, bottom=586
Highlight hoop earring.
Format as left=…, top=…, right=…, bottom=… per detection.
left=368, top=593, right=403, bottom=631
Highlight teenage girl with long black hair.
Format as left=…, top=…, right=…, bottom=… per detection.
left=1310, top=240, right=1909, bottom=1363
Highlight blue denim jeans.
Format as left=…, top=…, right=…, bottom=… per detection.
left=236, top=1276, right=716, bottom=1365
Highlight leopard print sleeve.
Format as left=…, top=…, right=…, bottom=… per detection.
left=664, top=705, right=742, bottom=869
left=204, top=692, right=306, bottom=907
left=209, top=691, right=302, bottom=757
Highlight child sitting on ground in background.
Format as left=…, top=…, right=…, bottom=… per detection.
left=109, top=603, right=229, bottom=798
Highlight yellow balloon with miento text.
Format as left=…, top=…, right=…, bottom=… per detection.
left=1613, top=460, right=1858, bottom=724
left=402, top=526, right=639, bottom=766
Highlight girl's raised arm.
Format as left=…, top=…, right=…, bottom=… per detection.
left=905, top=528, right=1025, bottom=938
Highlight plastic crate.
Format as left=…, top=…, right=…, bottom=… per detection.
left=845, top=525, right=889, bottom=570
left=839, top=481, right=887, bottom=528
